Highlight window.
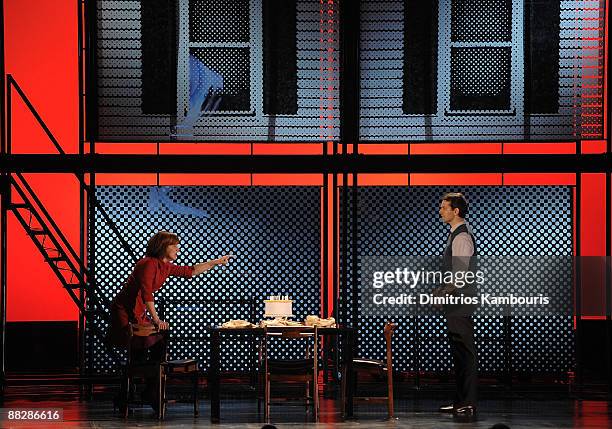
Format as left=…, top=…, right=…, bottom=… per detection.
left=440, top=0, right=523, bottom=115
left=177, top=0, right=261, bottom=118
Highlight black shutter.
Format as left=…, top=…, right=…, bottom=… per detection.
left=403, top=0, right=438, bottom=114
left=524, top=0, right=560, bottom=114
left=263, top=0, right=298, bottom=114
left=141, top=0, right=177, bottom=114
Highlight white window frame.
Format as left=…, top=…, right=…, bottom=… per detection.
left=438, top=0, right=524, bottom=118
left=176, top=0, right=262, bottom=122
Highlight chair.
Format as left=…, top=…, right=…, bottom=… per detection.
left=259, top=326, right=319, bottom=422
left=159, top=358, right=199, bottom=419
left=341, top=322, right=397, bottom=419
left=118, top=324, right=199, bottom=420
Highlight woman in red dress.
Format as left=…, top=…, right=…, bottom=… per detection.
left=108, top=231, right=231, bottom=410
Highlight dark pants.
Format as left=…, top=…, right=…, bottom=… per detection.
left=133, top=335, right=166, bottom=399
left=119, top=334, right=166, bottom=408
left=130, top=335, right=166, bottom=364
left=446, top=315, right=478, bottom=407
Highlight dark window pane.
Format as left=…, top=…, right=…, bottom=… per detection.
left=525, top=0, right=560, bottom=114
left=189, top=0, right=250, bottom=43
left=141, top=0, right=177, bottom=114
left=450, top=47, right=511, bottom=111
left=263, top=0, right=297, bottom=115
left=190, top=47, right=251, bottom=112
left=451, top=0, right=512, bottom=42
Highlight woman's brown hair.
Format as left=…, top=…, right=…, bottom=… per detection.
left=145, top=231, right=179, bottom=258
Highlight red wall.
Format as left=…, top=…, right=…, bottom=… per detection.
left=4, top=0, right=79, bottom=321
left=580, top=174, right=608, bottom=318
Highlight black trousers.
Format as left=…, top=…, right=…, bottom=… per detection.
left=132, top=336, right=166, bottom=398
left=446, top=315, right=478, bottom=407
left=119, top=335, right=167, bottom=406
left=130, top=335, right=166, bottom=365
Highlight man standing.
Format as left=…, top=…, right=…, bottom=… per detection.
left=437, top=192, right=478, bottom=417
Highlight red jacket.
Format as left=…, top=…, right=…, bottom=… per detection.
left=107, top=257, right=194, bottom=346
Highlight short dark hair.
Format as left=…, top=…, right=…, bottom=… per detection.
left=441, top=192, right=468, bottom=218
left=145, top=231, right=179, bottom=258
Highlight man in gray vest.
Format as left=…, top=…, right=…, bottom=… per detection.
left=436, top=192, right=478, bottom=418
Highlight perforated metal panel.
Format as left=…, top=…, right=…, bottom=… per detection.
left=450, top=47, right=511, bottom=111
left=340, top=186, right=574, bottom=374
left=88, top=186, right=321, bottom=373
left=189, top=0, right=250, bottom=43
left=95, top=0, right=340, bottom=141
left=360, top=0, right=606, bottom=140
left=451, top=0, right=512, bottom=42
left=190, top=47, right=251, bottom=111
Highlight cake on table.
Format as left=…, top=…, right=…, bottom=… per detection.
left=264, top=295, right=294, bottom=318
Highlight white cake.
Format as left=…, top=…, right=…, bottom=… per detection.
left=264, top=297, right=294, bottom=318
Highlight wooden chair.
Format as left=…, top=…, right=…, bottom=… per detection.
left=117, top=324, right=166, bottom=418
left=341, top=322, right=397, bottom=419
left=119, top=324, right=199, bottom=420
left=259, top=326, right=319, bottom=422
left=159, top=358, right=199, bottom=419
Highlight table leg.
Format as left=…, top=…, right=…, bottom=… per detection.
left=344, top=329, right=354, bottom=418
left=210, top=330, right=220, bottom=423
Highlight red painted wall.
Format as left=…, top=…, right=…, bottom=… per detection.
left=4, top=0, right=79, bottom=321
left=580, top=173, right=607, bottom=318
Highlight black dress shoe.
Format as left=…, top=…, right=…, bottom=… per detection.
left=454, top=405, right=476, bottom=417
left=439, top=404, right=455, bottom=413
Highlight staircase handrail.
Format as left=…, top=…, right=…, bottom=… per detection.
left=6, top=74, right=137, bottom=262
left=10, top=175, right=111, bottom=311
left=12, top=173, right=85, bottom=273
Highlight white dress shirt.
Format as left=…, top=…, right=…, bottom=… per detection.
left=450, top=221, right=474, bottom=272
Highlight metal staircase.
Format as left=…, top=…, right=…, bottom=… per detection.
left=3, top=75, right=138, bottom=365
left=9, top=172, right=109, bottom=321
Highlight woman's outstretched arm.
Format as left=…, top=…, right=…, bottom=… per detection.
left=192, top=255, right=232, bottom=276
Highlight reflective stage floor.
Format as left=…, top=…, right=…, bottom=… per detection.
left=1, top=384, right=612, bottom=428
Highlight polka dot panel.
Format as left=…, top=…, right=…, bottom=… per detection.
left=89, top=186, right=321, bottom=373
left=95, top=0, right=604, bottom=141
left=86, top=314, right=122, bottom=375
left=189, top=0, right=250, bottom=43
left=358, top=0, right=605, bottom=140
left=96, top=0, right=342, bottom=141
left=451, top=47, right=511, bottom=98
left=341, top=186, right=573, bottom=374
left=451, top=0, right=512, bottom=42
left=190, top=47, right=251, bottom=111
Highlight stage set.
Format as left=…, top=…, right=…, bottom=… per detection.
left=0, top=0, right=611, bottom=428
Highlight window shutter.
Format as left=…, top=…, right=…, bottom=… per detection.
left=263, top=0, right=298, bottom=114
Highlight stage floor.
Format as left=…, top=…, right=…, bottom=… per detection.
left=2, top=385, right=612, bottom=428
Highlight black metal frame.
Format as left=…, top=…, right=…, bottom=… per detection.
left=575, top=174, right=582, bottom=393
left=0, top=0, right=609, bottom=394
left=608, top=172, right=612, bottom=394
left=1, top=153, right=611, bottom=174
left=78, top=0, right=86, bottom=396
left=0, top=72, right=137, bottom=385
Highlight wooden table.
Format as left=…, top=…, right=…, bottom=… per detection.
left=207, top=325, right=356, bottom=422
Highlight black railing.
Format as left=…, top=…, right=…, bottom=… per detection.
left=6, top=74, right=137, bottom=263
left=3, top=74, right=137, bottom=370
left=9, top=175, right=111, bottom=315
